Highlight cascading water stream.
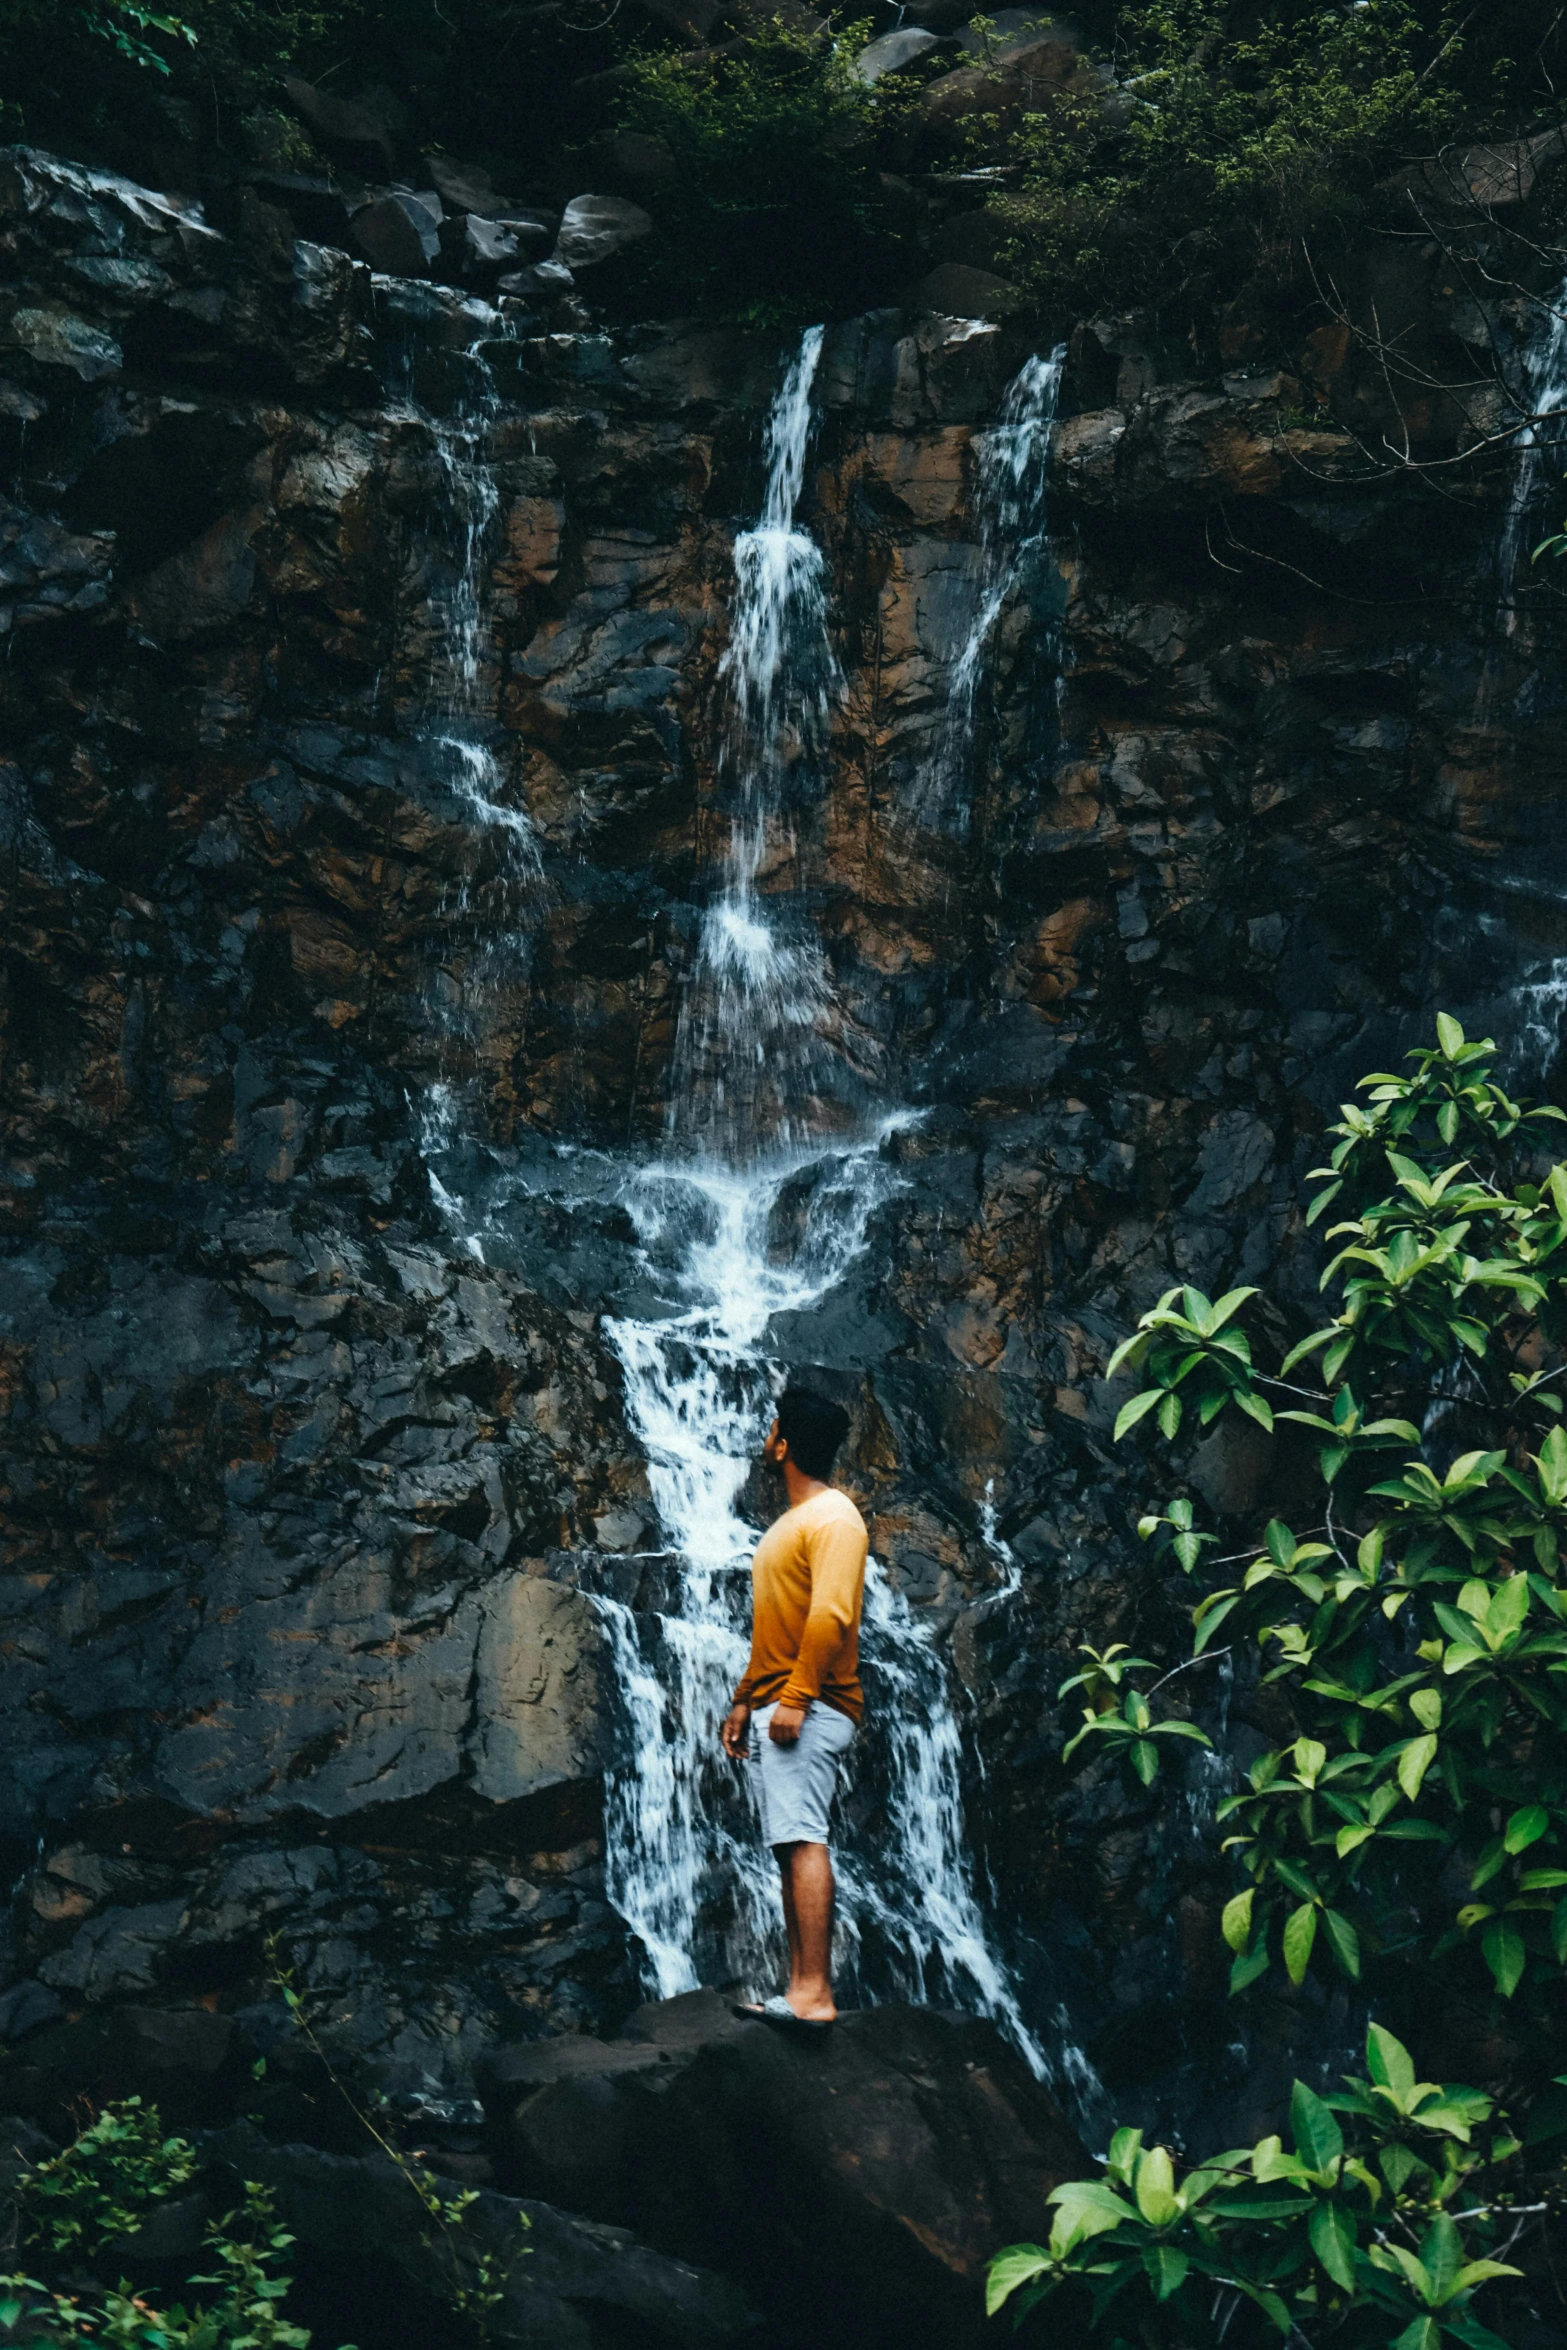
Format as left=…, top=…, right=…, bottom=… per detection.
left=418, top=327, right=1075, bottom=2087
left=670, top=325, right=843, bottom=1155
left=1489, top=279, right=1567, bottom=1078
left=922, top=345, right=1066, bottom=825
left=1496, top=279, right=1567, bottom=635
left=589, top=336, right=1066, bottom=2080
left=393, top=306, right=540, bottom=1174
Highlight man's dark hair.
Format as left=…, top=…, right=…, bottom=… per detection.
left=776, top=1385, right=849, bottom=1480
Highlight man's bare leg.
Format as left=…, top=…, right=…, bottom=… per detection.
left=776, top=1844, right=803, bottom=1989
left=776, top=1839, right=837, bottom=2021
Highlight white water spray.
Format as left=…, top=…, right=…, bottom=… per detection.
left=672, top=326, right=844, bottom=1155
left=1496, top=281, right=1567, bottom=635
left=399, top=312, right=540, bottom=1085
left=921, top=347, right=1066, bottom=822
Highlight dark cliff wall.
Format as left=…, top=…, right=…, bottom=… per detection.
left=3, top=143, right=1565, bottom=2135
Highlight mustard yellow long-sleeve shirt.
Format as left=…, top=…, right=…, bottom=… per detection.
left=732, top=1486, right=868, bottom=1724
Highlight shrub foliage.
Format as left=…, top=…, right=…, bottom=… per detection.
left=994, top=1019, right=1567, bottom=2343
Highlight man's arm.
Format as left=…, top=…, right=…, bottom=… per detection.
left=721, top=1696, right=752, bottom=1759
left=722, top=1656, right=758, bottom=1759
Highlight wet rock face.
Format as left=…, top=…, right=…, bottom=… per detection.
left=2, top=137, right=1566, bottom=2130
left=477, top=1989, right=1088, bottom=2350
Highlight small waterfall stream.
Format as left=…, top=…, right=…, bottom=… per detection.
left=1490, top=278, right=1567, bottom=1076
left=418, top=322, right=1073, bottom=2082
left=1496, top=278, right=1567, bottom=633
left=670, top=324, right=843, bottom=1154
left=924, top=345, right=1066, bottom=824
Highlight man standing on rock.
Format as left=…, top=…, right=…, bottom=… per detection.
left=720, top=1384, right=868, bottom=2029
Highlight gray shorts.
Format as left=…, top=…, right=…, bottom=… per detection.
left=749, top=1701, right=856, bottom=1847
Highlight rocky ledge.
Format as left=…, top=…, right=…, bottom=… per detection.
left=2, top=1992, right=1086, bottom=2350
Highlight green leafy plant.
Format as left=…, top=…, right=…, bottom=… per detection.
left=1095, top=1016, right=1567, bottom=2007
left=3, top=2182, right=331, bottom=2350
left=989, top=2023, right=1534, bottom=2347
left=986, top=0, right=1473, bottom=313
left=17, top=2101, right=198, bottom=2262
left=996, top=1018, right=1567, bottom=2343
left=78, top=2, right=195, bottom=72
left=1058, top=1642, right=1213, bottom=1788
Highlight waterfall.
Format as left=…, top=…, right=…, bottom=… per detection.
left=419, top=325, right=1073, bottom=2085
left=921, top=346, right=1066, bottom=824
left=595, top=1136, right=1048, bottom=2070
left=1496, top=280, right=1567, bottom=635
left=1486, top=282, right=1567, bottom=1080
left=394, top=303, right=539, bottom=1115
left=670, top=325, right=845, bottom=1155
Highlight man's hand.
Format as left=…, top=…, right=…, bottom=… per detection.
left=768, top=1703, right=806, bottom=1746
left=721, top=1703, right=752, bottom=1760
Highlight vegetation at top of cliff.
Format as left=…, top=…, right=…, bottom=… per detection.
left=0, top=0, right=1562, bottom=331
left=610, top=16, right=924, bottom=322
left=991, top=1017, right=1567, bottom=2344
left=987, top=0, right=1561, bottom=315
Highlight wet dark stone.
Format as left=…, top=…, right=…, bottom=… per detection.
left=478, top=1991, right=1089, bottom=2350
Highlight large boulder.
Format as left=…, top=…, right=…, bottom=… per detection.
left=206, top=2121, right=759, bottom=2349
left=351, top=189, right=443, bottom=277
left=853, top=26, right=941, bottom=82
left=476, top=1992, right=1090, bottom=2350
left=552, top=194, right=653, bottom=273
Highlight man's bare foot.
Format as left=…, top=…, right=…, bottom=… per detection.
left=731, top=1993, right=837, bottom=2028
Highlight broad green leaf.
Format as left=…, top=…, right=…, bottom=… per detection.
left=1451, top=2258, right=1524, bottom=2293
left=1489, top=1574, right=1531, bottom=1641
left=1230, top=1941, right=1271, bottom=1994
left=1367, top=2024, right=1416, bottom=2100
left=1282, top=1902, right=1318, bottom=1986
left=1418, top=2212, right=1463, bottom=2305
left=1436, top=1012, right=1465, bottom=1055
left=1045, top=2179, right=1136, bottom=2251
left=1221, top=1890, right=1255, bottom=1954
left=1293, top=1737, right=1327, bottom=1786
left=1397, top=1734, right=1438, bottom=1801
left=1308, top=2200, right=1357, bottom=2289
left=1322, top=1909, right=1361, bottom=1979
left=1389, top=2320, right=1441, bottom=2350
left=1409, top=1688, right=1441, bottom=1731
left=1290, top=2079, right=1344, bottom=2172
left=985, top=2245, right=1052, bottom=2315
left=1539, top=1423, right=1567, bottom=1503
left=1113, top=1388, right=1163, bottom=1440
left=1142, top=2244, right=1189, bottom=2301
left=1157, top=1391, right=1182, bottom=1440
left=1133, top=2146, right=1179, bottom=2228
left=1505, top=1806, right=1550, bottom=1854
left=1481, top=1919, right=1526, bottom=1998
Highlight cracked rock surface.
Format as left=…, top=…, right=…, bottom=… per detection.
left=1, top=137, right=1564, bottom=2155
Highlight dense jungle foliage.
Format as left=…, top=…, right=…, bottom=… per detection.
left=990, top=1022, right=1567, bottom=2346
left=1, top=1, right=1563, bottom=323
